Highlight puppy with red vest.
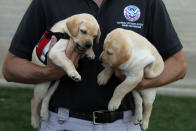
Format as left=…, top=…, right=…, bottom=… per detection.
left=97, top=28, right=164, bottom=130
left=31, top=13, right=101, bottom=128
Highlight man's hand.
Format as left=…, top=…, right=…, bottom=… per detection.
left=114, top=69, right=126, bottom=81
left=65, top=37, right=80, bottom=68
left=44, top=36, right=81, bottom=80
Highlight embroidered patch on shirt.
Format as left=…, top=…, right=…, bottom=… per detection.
left=124, top=5, right=141, bottom=22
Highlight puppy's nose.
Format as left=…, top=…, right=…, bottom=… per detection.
left=85, top=43, right=92, bottom=49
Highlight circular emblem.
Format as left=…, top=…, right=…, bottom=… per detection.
left=124, top=5, right=141, bottom=22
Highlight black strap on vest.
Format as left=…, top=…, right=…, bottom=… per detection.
left=45, top=30, right=70, bottom=41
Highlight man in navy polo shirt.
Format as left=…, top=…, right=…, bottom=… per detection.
left=2, top=0, right=187, bottom=130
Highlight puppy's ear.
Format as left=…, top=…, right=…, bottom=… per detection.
left=66, top=16, right=81, bottom=37
left=96, top=28, right=101, bottom=44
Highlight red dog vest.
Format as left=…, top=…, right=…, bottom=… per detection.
left=36, top=31, right=70, bottom=64
left=36, top=31, right=52, bottom=64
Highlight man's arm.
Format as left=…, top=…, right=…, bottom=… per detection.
left=114, top=50, right=187, bottom=89
left=136, top=50, right=187, bottom=90
left=2, top=52, right=62, bottom=84
left=2, top=37, right=80, bottom=84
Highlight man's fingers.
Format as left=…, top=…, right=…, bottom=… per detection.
left=66, top=38, right=75, bottom=58
left=114, top=69, right=125, bottom=81
left=49, top=35, right=57, bottom=50
left=74, top=54, right=80, bottom=68
left=47, top=35, right=57, bottom=60
left=65, top=38, right=80, bottom=67
left=71, top=51, right=80, bottom=66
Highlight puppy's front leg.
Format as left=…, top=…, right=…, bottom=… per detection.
left=108, top=71, right=143, bottom=111
left=97, top=66, right=113, bottom=86
left=49, top=39, right=81, bottom=81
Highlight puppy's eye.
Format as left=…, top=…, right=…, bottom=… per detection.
left=80, top=29, right=87, bottom=34
left=107, top=50, right=113, bottom=55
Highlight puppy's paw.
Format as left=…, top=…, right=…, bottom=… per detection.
left=108, top=98, right=121, bottom=111
left=141, top=120, right=149, bottom=131
left=31, top=115, right=40, bottom=128
left=67, top=70, right=81, bottom=82
left=86, top=52, right=95, bottom=60
left=40, top=108, right=49, bottom=121
left=85, top=49, right=95, bottom=60
left=133, top=113, right=142, bottom=125
left=97, top=70, right=111, bottom=86
left=97, top=72, right=109, bottom=86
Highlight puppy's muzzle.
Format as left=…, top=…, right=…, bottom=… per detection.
left=75, top=42, right=92, bottom=54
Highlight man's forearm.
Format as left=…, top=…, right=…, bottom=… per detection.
left=2, top=53, right=64, bottom=84
left=136, top=50, right=187, bottom=89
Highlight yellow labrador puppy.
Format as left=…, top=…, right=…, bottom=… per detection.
left=31, top=13, right=100, bottom=128
left=97, top=28, right=164, bottom=130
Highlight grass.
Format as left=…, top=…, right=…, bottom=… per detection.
left=0, top=87, right=196, bottom=131
left=0, top=87, right=35, bottom=131
left=148, top=94, right=196, bottom=131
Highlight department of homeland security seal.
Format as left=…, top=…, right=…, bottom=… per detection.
left=124, top=5, right=141, bottom=22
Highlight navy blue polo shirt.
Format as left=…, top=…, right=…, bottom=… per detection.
left=9, top=0, right=182, bottom=112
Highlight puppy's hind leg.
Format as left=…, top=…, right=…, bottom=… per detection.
left=132, top=90, right=143, bottom=125
left=31, top=82, right=50, bottom=128
left=40, top=80, right=60, bottom=121
left=144, top=56, right=164, bottom=78
left=140, top=88, right=156, bottom=131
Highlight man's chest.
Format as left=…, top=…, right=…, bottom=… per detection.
left=44, top=0, right=151, bottom=35
left=99, top=0, right=151, bottom=37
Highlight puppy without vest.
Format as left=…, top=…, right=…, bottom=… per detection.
left=31, top=13, right=101, bottom=128
left=97, top=28, right=164, bottom=130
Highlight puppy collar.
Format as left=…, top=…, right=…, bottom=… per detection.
left=45, top=30, right=70, bottom=41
